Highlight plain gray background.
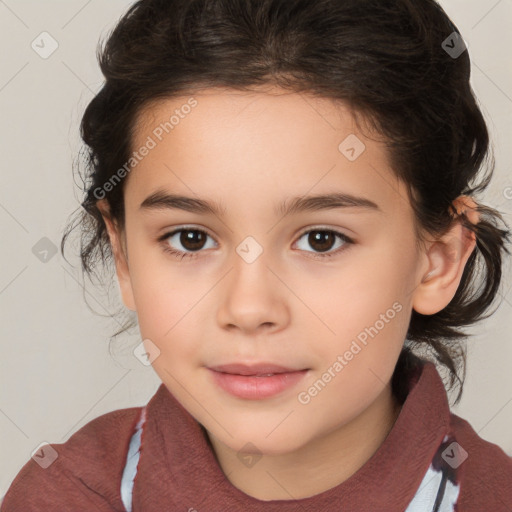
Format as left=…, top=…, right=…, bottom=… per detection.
left=1, top=0, right=511, bottom=499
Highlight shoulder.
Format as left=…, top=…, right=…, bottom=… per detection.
left=1, top=405, right=142, bottom=511
left=448, top=412, right=512, bottom=510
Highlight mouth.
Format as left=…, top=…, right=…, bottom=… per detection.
left=208, top=362, right=307, bottom=376
left=207, top=363, right=309, bottom=399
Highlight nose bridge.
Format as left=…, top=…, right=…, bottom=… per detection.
left=216, top=233, right=287, bottom=332
left=227, top=233, right=275, bottom=298
left=234, top=234, right=267, bottom=267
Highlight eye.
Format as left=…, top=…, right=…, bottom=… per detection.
left=158, top=226, right=354, bottom=261
left=294, top=228, right=353, bottom=259
left=159, top=227, right=216, bottom=260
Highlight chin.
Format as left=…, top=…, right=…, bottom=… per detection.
left=212, top=426, right=308, bottom=456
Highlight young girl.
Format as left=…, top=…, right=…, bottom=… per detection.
left=2, top=0, right=511, bottom=510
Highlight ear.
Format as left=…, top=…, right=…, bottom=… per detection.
left=97, top=199, right=136, bottom=312
left=412, top=196, right=479, bottom=316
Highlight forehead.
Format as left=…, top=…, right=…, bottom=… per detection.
left=126, top=87, right=411, bottom=219
left=133, top=85, right=366, bottom=147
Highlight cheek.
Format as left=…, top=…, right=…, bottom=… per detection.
left=317, top=243, right=412, bottom=325
left=298, top=295, right=407, bottom=429
left=127, top=244, right=206, bottom=348
left=306, top=242, right=413, bottom=376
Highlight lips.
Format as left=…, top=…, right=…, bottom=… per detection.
left=207, top=363, right=309, bottom=399
left=208, top=363, right=304, bottom=376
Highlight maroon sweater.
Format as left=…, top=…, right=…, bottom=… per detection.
left=2, top=360, right=511, bottom=511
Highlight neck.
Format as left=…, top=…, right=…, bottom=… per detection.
left=206, top=383, right=402, bottom=501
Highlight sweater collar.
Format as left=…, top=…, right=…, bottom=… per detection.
left=133, top=360, right=450, bottom=511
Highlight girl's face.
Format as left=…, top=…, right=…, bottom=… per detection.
left=107, top=86, right=429, bottom=455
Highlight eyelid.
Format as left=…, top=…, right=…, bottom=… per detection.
left=296, top=225, right=353, bottom=239
left=157, top=224, right=216, bottom=243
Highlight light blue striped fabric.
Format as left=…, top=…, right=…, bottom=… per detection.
left=120, top=407, right=147, bottom=512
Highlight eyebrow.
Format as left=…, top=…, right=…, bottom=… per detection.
left=139, top=190, right=381, bottom=217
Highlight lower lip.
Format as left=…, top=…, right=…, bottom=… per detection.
left=208, top=369, right=308, bottom=400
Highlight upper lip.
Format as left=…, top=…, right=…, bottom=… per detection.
left=208, top=363, right=306, bottom=376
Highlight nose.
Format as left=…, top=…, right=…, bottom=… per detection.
left=215, top=245, right=290, bottom=335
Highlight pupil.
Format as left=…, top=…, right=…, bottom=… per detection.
left=181, top=230, right=205, bottom=251
left=310, top=231, right=333, bottom=252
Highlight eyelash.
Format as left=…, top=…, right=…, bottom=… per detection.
left=158, top=226, right=354, bottom=261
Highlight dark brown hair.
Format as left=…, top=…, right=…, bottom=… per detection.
left=61, top=0, right=511, bottom=404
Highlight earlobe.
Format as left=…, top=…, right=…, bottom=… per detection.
left=97, top=200, right=137, bottom=312
left=412, top=208, right=478, bottom=316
